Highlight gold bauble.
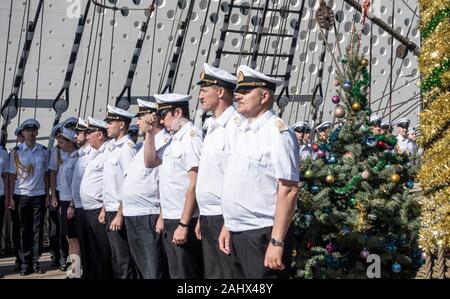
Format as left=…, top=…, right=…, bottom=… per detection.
left=390, top=173, right=401, bottom=184
left=325, top=175, right=335, bottom=184
left=334, top=105, right=345, bottom=118
left=361, top=58, right=369, bottom=67
left=351, top=102, right=361, bottom=112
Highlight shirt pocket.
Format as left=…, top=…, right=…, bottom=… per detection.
left=247, top=152, right=272, bottom=178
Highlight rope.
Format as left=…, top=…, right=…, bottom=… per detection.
left=79, top=2, right=97, bottom=118
left=11, top=0, right=29, bottom=92
left=388, top=1, right=394, bottom=127
left=1, top=0, right=14, bottom=107
left=205, top=0, right=223, bottom=63
left=91, top=0, right=106, bottom=117
left=271, top=0, right=291, bottom=77
left=106, top=2, right=117, bottom=108
left=437, top=246, right=445, bottom=279
left=34, top=3, right=44, bottom=119
left=425, top=252, right=433, bottom=279
left=147, top=5, right=158, bottom=98
left=235, top=0, right=254, bottom=70
left=259, top=0, right=278, bottom=72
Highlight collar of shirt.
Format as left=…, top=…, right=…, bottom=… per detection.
left=208, top=106, right=236, bottom=132
left=21, top=142, right=41, bottom=152
left=97, top=140, right=110, bottom=153
left=113, top=135, right=130, bottom=147
left=397, top=135, right=406, bottom=142
left=173, top=121, right=193, bottom=141
left=66, top=150, right=79, bottom=159
left=241, top=109, right=275, bottom=132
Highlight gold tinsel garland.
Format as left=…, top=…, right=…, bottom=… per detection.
left=418, top=92, right=450, bottom=144
left=419, top=0, right=450, bottom=26
left=417, top=0, right=450, bottom=255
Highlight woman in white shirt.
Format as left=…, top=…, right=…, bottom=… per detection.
left=51, top=128, right=80, bottom=278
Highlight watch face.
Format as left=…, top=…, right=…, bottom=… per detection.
left=54, top=99, right=68, bottom=113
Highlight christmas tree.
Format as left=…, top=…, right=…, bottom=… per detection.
left=291, top=31, right=422, bottom=279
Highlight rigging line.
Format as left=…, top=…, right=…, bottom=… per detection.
left=368, top=0, right=374, bottom=107
left=148, top=4, right=158, bottom=98
left=245, top=1, right=263, bottom=67
left=250, top=0, right=271, bottom=69
left=190, top=0, right=213, bottom=121
left=34, top=3, right=44, bottom=119
left=1, top=0, right=14, bottom=107
left=390, top=98, right=421, bottom=123
left=271, top=0, right=291, bottom=77
left=79, top=2, right=98, bottom=118
left=287, top=0, right=311, bottom=123
left=259, top=0, right=278, bottom=72
left=370, top=94, right=420, bottom=114
left=235, top=0, right=255, bottom=70
left=304, top=27, right=320, bottom=124
left=91, top=0, right=153, bottom=12
left=321, top=0, right=347, bottom=117
left=11, top=0, right=29, bottom=92
left=91, top=0, right=106, bottom=117
left=401, top=0, right=419, bottom=18
left=106, top=2, right=117, bottom=109
left=370, top=76, right=420, bottom=104
left=158, top=3, right=181, bottom=93
left=376, top=3, right=417, bottom=116
left=387, top=0, right=394, bottom=124
left=205, top=0, right=223, bottom=63
left=83, top=1, right=102, bottom=118
left=379, top=92, right=421, bottom=118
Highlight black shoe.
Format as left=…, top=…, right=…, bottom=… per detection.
left=20, top=269, right=33, bottom=276
left=33, top=266, right=45, bottom=275
left=14, top=263, right=21, bottom=272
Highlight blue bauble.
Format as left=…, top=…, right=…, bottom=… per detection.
left=304, top=213, right=313, bottom=222
left=343, top=81, right=352, bottom=90
left=311, top=185, right=320, bottom=194
left=328, top=155, right=337, bottom=164
left=406, top=179, right=414, bottom=189
left=392, top=262, right=401, bottom=273
left=341, top=226, right=350, bottom=235
left=366, top=137, right=377, bottom=147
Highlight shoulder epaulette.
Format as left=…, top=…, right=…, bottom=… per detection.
left=274, top=117, right=288, bottom=132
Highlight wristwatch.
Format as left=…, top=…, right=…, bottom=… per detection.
left=270, top=238, right=284, bottom=247
left=178, top=221, right=189, bottom=228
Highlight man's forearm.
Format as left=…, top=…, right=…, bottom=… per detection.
left=143, top=131, right=159, bottom=168
left=8, top=173, right=16, bottom=199
left=271, top=182, right=298, bottom=242
left=49, top=171, right=56, bottom=196
left=180, top=169, right=199, bottom=225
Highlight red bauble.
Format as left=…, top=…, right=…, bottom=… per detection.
left=312, top=143, right=319, bottom=152
left=306, top=241, right=313, bottom=249
left=377, top=141, right=386, bottom=148
left=317, top=150, right=326, bottom=158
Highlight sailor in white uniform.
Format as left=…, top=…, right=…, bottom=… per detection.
left=315, top=121, right=332, bottom=143
left=7, top=119, right=49, bottom=276
left=394, top=118, right=416, bottom=155
left=381, top=120, right=392, bottom=135
left=0, top=135, right=9, bottom=276
left=195, top=63, right=239, bottom=278
left=127, top=124, right=139, bottom=146
left=143, top=93, right=203, bottom=279
left=102, top=105, right=138, bottom=278
left=292, top=121, right=313, bottom=160
left=220, top=65, right=299, bottom=279
left=121, top=99, right=170, bottom=279
left=79, top=117, right=113, bottom=279
left=369, top=115, right=382, bottom=135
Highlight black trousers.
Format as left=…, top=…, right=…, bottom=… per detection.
left=231, top=225, right=294, bottom=279
left=163, top=218, right=203, bottom=279
left=125, top=214, right=165, bottom=279
left=73, top=208, right=90, bottom=279
left=105, top=211, right=136, bottom=279
left=199, top=215, right=237, bottom=279
left=48, top=190, right=68, bottom=265
left=0, top=195, right=4, bottom=253
left=84, top=208, right=113, bottom=279
left=14, top=194, right=46, bottom=271
left=11, top=197, right=21, bottom=266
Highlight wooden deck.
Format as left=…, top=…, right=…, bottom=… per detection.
left=0, top=252, right=66, bottom=279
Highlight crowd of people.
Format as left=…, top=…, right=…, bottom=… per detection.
left=0, top=63, right=419, bottom=279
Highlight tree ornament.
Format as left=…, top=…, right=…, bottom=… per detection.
left=359, top=124, right=369, bottom=133
left=343, top=81, right=352, bottom=90
left=368, top=214, right=377, bottom=221
left=392, top=262, right=401, bottom=273
left=325, top=175, right=335, bottom=184
left=377, top=140, right=386, bottom=148
left=395, top=165, right=404, bottom=174
left=334, top=105, right=345, bottom=118
left=311, top=185, right=321, bottom=194
left=361, top=170, right=370, bottom=180
left=327, top=155, right=337, bottom=164
left=304, top=213, right=313, bottom=222
left=351, top=102, right=361, bottom=111
left=390, top=173, right=401, bottom=184
left=406, top=179, right=414, bottom=189
left=331, top=95, right=340, bottom=104
left=348, top=197, right=356, bottom=206
left=317, top=150, right=326, bottom=158
left=304, top=169, right=314, bottom=179
left=312, top=143, right=319, bottom=152
left=326, top=242, right=334, bottom=254
left=360, top=58, right=369, bottom=68
left=341, top=56, right=348, bottom=63
left=341, top=226, right=350, bottom=235
left=306, top=240, right=313, bottom=249
left=315, top=0, right=335, bottom=30
left=333, top=80, right=340, bottom=86
left=343, top=152, right=353, bottom=159
left=360, top=248, right=370, bottom=259
left=366, top=137, right=377, bottom=147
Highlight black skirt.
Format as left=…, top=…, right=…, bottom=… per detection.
left=60, top=201, right=78, bottom=238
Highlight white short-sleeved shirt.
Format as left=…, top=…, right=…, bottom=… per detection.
left=102, top=135, right=137, bottom=212
left=222, top=110, right=300, bottom=232
left=122, top=130, right=171, bottom=217
left=48, top=147, right=68, bottom=191
left=158, top=121, right=203, bottom=220
left=396, top=135, right=416, bottom=155
left=58, top=150, right=79, bottom=202
left=0, top=148, right=9, bottom=196
left=72, top=145, right=96, bottom=208
left=196, top=106, right=237, bottom=216
left=80, top=140, right=111, bottom=210
left=9, top=143, right=49, bottom=196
